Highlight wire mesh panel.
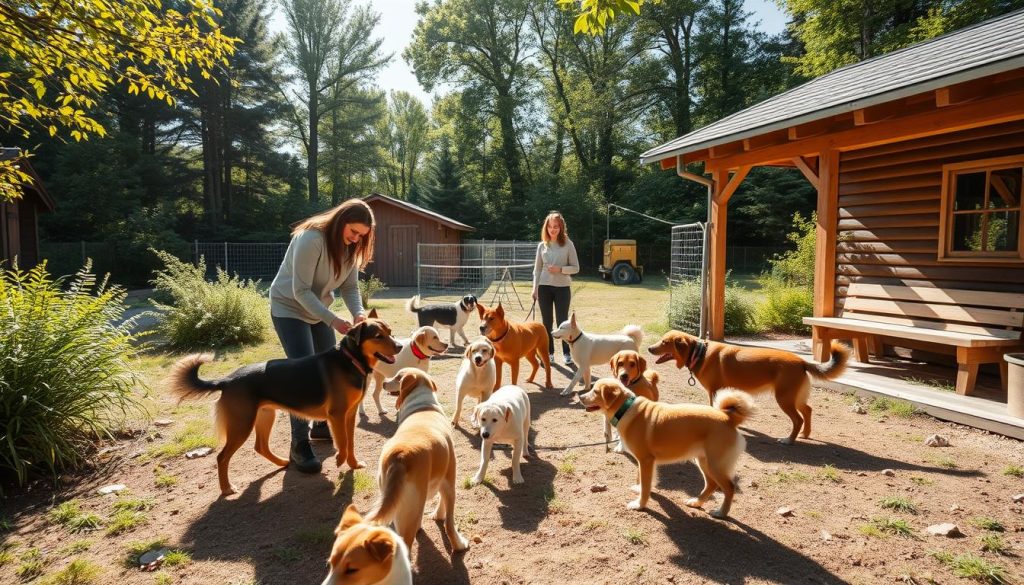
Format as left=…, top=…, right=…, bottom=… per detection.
left=418, top=240, right=538, bottom=308
left=193, top=242, right=289, bottom=281
left=668, top=223, right=706, bottom=336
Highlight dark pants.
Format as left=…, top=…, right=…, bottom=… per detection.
left=538, top=284, right=571, bottom=356
left=272, top=316, right=336, bottom=444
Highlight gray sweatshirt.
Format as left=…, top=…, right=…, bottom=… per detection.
left=532, top=240, right=580, bottom=289
left=269, top=229, right=364, bottom=325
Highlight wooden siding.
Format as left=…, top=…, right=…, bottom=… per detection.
left=833, top=120, right=1024, bottom=309
left=366, top=200, right=463, bottom=287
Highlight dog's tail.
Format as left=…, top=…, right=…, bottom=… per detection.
left=366, top=457, right=409, bottom=525
left=805, top=341, right=849, bottom=381
left=166, top=353, right=223, bottom=401
left=621, top=325, right=644, bottom=351
left=714, top=389, right=755, bottom=428
left=645, top=370, right=660, bottom=386
left=405, top=295, right=422, bottom=314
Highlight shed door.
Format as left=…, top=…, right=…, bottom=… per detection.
left=388, top=225, right=419, bottom=286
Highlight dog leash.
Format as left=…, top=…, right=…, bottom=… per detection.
left=525, top=299, right=537, bottom=321
left=490, top=439, right=619, bottom=454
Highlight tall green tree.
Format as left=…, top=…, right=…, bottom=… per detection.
left=640, top=0, right=701, bottom=139
left=382, top=91, right=430, bottom=199
left=321, top=86, right=387, bottom=204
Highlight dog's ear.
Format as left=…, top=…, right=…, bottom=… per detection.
left=464, top=344, right=473, bottom=359
left=428, top=375, right=438, bottom=393
left=672, top=337, right=689, bottom=365
left=364, top=531, right=397, bottom=562
left=609, top=355, right=618, bottom=374
left=637, top=355, right=648, bottom=373
left=476, top=302, right=486, bottom=318
left=414, top=329, right=426, bottom=348
left=350, top=320, right=366, bottom=346
left=338, top=503, right=363, bottom=533
left=504, top=406, right=512, bottom=423
left=570, top=311, right=576, bottom=327
left=367, top=308, right=379, bottom=319
left=496, top=302, right=504, bottom=317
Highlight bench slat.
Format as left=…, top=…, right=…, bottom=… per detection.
left=843, top=297, right=1024, bottom=329
left=847, top=283, right=1024, bottom=309
left=803, top=317, right=1022, bottom=347
left=827, top=310, right=1021, bottom=338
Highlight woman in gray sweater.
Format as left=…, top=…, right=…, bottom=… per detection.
left=269, top=199, right=375, bottom=473
left=532, top=211, right=580, bottom=366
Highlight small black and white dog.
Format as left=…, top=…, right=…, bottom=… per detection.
left=406, top=294, right=477, bottom=348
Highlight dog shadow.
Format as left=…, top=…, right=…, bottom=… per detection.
left=741, top=428, right=982, bottom=477
left=358, top=411, right=399, bottom=438
left=180, top=465, right=350, bottom=585
left=413, top=523, right=471, bottom=584
left=476, top=450, right=558, bottom=534
left=647, top=492, right=847, bottom=584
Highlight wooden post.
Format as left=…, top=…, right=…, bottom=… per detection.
left=813, top=150, right=839, bottom=361
left=706, top=166, right=751, bottom=340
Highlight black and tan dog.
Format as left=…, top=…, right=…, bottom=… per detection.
left=167, top=311, right=401, bottom=495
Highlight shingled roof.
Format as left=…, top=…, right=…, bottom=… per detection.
left=640, top=9, right=1024, bottom=165
left=363, top=193, right=474, bottom=231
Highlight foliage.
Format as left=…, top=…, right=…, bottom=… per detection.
left=358, top=274, right=389, bottom=308
left=931, top=551, right=1009, bottom=583
left=0, top=262, right=145, bottom=488
left=767, top=212, right=816, bottom=287
left=557, top=0, right=654, bottom=34
left=148, top=249, right=269, bottom=349
left=38, top=558, right=103, bottom=585
left=667, top=277, right=754, bottom=336
left=753, top=280, right=813, bottom=334
left=0, top=0, right=237, bottom=201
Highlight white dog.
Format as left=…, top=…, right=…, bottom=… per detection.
left=471, top=385, right=530, bottom=486
left=451, top=337, right=497, bottom=427
left=363, top=326, right=448, bottom=416
left=551, top=312, right=643, bottom=396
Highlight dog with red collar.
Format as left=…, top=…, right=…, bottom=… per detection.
left=364, top=325, right=448, bottom=417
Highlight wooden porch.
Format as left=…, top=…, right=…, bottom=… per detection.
left=735, top=337, right=1024, bottom=440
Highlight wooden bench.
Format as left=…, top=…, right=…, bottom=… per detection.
left=804, top=283, right=1024, bottom=395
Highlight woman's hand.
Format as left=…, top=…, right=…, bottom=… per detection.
left=353, top=314, right=367, bottom=325
left=331, top=318, right=353, bottom=334
left=546, top=265, right=561, bottom=274
left=532, top=288, right=538, bottom=300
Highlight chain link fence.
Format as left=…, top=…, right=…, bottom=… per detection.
left=417, top=240, right=538, bottom=308
left=667, top=223, right=707, bottom=336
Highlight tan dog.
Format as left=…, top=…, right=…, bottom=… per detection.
left=167, top=314, right=400, bottom=495
left=648, top=331, right=849, bottom=444
left=610, top=350, right=660, bottom=401
left=477, top=301, right=552, bottom=390
left=322, top=504, right=411, bottom=585
left=368, top=368, right=469, bottom=553
left=579, top=379, right=754, bottom=517
left=451, top=336, right=497, bottom=427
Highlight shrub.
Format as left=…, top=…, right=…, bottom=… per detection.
left=768, top=211, right=816, bottom=286
left=0, top=262, right=145, bottom=488
left=149, top=249, right=269, bottom=349
left=667, top=277, right=755, bottom=336
left=753, top=279, right=813, bottom=334
left=358, top=274, right=389, bottom=307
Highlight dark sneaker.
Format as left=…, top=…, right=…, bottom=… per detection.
left=289, top=440, right=322, bottom=474
left=309, top=421, right=332, bottom=441
left=564, top=354, right=575, bottom=367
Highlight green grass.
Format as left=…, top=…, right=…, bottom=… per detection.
left=1001, top=465, right=1024, bottom=478
left=154, top=469, right=178, bottom=488
left=38, top=558, right=102, bottom=585
left=106, top=510, right=148, bottom=535
left=154, top=573, right=173, bottom=585
left=111, top=496, right=155, bottom=513
left=16, top=548, right=45, bottom=580
left=559, top=453, right=578, bottom=475
left=971, top=517, right=1005, bottom=532
left=933, top=456, right=959, bottom=469
left=931, top=551, right=1009, bottom=583
left=147, top=420, right=216, bottom=459
left=624, top=528, right=647, bottom=545
left=0, top=546, right=16, bottom=567
left=545, top=489, right=567, bottom=514
left=124, top=537, right=169, bottom=568
left=60, top=540, right=94, bottom=555
left=879, top=496, right=918, bottom=514
left=860, top=517, right=915, bottom=538
left=909, top=476, right=935, bottom=486
left=869, top=397, right=918, bottom=418
left=0, top=515, right=11, bottom=531
left=901, top=376, right=955, bottom=393
left=48, top=501, right=84, bottom=525
left=768, top=469, right=811, bottom=484
left=295, top=526, right=335, bottom=547
left=272, top=546, right=301, bottom=563
left=162, top=551, right=191, bottom=567
left=819, top=464, right=842, bottom=483
left=981, top=535, right=1007, bottom=555
left=352, top=470, right=375, bottom=495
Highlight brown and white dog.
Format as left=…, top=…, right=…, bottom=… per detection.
left=451, top=336, right=497, bottom=427
left=364, top=325, right=448, bottom=416
left=648, top=331, right=849, bottom=444
left=368, top=368, right=470, bottom=554
left=167, top=313, right=400, bottom=495
left=322, top=504, right=412, bottom=585
left=579, top=379, right=754, bottom=517
left=477, top=301, right=552, bottom=390
left=604, top=350, right=661, bottom=452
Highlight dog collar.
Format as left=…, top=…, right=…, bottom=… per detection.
left=625, top=374, right=643, bottom=388
left=341, top=344, right=369, bottom=377
left=410, top=342, right=429, bottom=360
left=610, top=395, right=637, bottom=428
left=688, top=340, right=707, bottom=372
left=398, top=403, right=445, bottom=426
left=567, top=331, right=583, bottom=345
left=487, top=327, right=510, bottom=344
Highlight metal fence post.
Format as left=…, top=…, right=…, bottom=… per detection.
left=194, top=240, right=199, bottom=266
left=223, top=241, right=229, bottom=273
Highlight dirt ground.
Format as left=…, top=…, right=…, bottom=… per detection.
left=2, top=278, right=1023, bottom=585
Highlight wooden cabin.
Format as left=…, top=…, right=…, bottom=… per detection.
left=1, top=148, right=55, bottom=269
left=640, top=11, right=1024, bottom=396
left=363, top=193, right=474, bottom=286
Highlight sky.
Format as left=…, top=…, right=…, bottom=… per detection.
left=269, top=0, right=790, bottom=108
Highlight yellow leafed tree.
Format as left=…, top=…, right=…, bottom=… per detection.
left=0, top=0, right=238, bottom=201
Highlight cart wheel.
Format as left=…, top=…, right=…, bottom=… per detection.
left=611, top=262, right=637, bottom=286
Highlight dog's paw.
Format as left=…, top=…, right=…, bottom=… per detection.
left=512, top=474, right=525, bottom=485
left=452, top=534, right=470, bottom=552
left=710, top=507, right=728, bottom=519
left=776, top=437, right=795, bottom=445
left=613, top=442, right=625, bottom=454
left=630, top=484, right=641, bottom=494
left=221, top=484, right=238, bottom=497
left=346, top=459, right=366, bottom=470
left=626, top=499, right=645, bottom=511
left=559, top=388, right=572, bottom=397
left=470, top=475, right=483, bottom=486
left=377, top=408, right=389, bottom=416
left=684, top=497, right=704, bottom=509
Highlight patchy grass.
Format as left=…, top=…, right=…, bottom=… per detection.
left=931, top=551, right=1009, bottom=583
left=106, top=510, right=148, bottom=536
left=161, top=551, right=191, bottom=568
left=624, top=528, right=647, bottom=545
left=48, top=502, right=105, bottom=534
left=153, top=469, right=178, bottom=488
left=16, top=548, right=45, bottom=581
left=0, top=515, right=11, bottom=532
left=583, top=520, right=607, bottom=531
left=559, top=453, right=578, bottom=475
left=971, top=517, right=1005, bottom=532
left=981, top=535, right=1007, bottom=555
left=545, top=488, right=567, bottom=514
left=901, top=376, right=954, bottom=393
left=819, top=464, right=842, bottom=483
left=154, top=573, right=173, bottom=585
left=805, top=510, right=822, bottom=519
left=60, top=540, right=94, bottom=556
left=111, top=496, right=155, bottom=513
left=352, top=470, right=375, bottom=495
left=1002, top=465, right=1024, bottom=478
left=146, top=420, right=216, bottom=459
left=909, top=476, right=934, bottom=486
left=272, top=546, right=301, bottom=563
left=933, top=456, right=959, bottom=469
left=879, top=496, right=918, bottom=514
left=295, top=526, right=335, bottom=547
left=870, top=397, right=917, bottom=418
left=860, top=517, right=915, bottom=538
left=38, top=558, right=102, bottom=585
left=768, top=469, right=811, bottom=484
left=124, top=537, right=169, bottom=568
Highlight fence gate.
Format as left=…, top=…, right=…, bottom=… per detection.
left=668, top=222, right=707, bottom=337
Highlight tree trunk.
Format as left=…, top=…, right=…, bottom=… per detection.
left=307, top=90, right=320, bottom=204
left=496, top=90, right=526, bottom=205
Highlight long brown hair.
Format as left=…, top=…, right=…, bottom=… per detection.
left=292, top=199, right=376, bottom=275
left=540, top=211, right=568, bottom=246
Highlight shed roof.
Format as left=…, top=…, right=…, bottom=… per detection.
left=363, top=193, right=474, bottom=231
left=640, top=9, right=1024, bottom=165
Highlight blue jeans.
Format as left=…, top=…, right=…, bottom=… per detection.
left=272, top=316, right=336, bottom=444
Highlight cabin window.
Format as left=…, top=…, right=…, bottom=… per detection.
left=939, top=155, right=1024, bottom=261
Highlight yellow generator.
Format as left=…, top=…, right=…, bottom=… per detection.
left=598, top=239, right=643, bottom=285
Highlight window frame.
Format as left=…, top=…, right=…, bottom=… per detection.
left=937, top=154, right=1024, bottom=263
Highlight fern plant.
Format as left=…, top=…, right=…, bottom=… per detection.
left=148, top=249, right=269, bottom=349
left=0, top=261, right=145, bottom=488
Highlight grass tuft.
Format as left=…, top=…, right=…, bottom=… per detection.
left=124, top=537, right=169, bottom=568
left=106, top=510, right=148, bottom=535
left=879, top=496, right=918, bottom=514
left=981, top=535, right=1006, bottom=555
left=820, top=464, right=842, bottom=483
left=1001, top=465, right=1024, bottom=478
left=931, top=551, right=1008, bottom=583
left=971, top=517, right=1004, bottom=532
left=870, top=397, right=917, bottom=418
left=38, top=558, right=102, bottom=585
left=860, top=517, right=915, bottom=538
left=901, top=376, right=954, bottom=393
left=624, top=528, right=647, bottom=545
